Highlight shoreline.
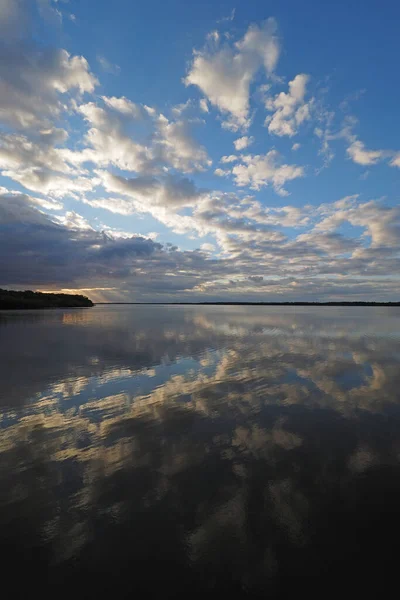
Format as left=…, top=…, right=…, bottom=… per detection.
left=94, top=302, right=400, bottom=307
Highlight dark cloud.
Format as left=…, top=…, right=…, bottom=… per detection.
left=0, top=193, right=161, bottom=286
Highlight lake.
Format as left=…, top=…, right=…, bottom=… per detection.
left=1, top=304, right=400, bottom=596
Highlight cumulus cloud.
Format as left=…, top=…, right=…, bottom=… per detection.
left=55, top=211, right=94, bottom=230
left=334, top=119, right=397, bottom=169
left=346, top=140, right=385, bottom=166
left=1, top=7, right=399, bottom=303
left=0, top=130, right=96, bottom=196
left=220, top=155, right=238, bottom=163
left=214, top=168, right=229, bottom=177
left=0, top=42, right=97, bottom=128
left=2, top=189, right=400, bottom=300
left=200, top=243, right=216, bottom=253
left=77, top=101, right=211, bottom=174
left=153, top=113, right=211, bottom=172
left=265, top=74, right=313, bottom=137
left=231, top=151, right=304, bottom=194
left=199, top=98, right=209, bottom=113
left=185, top=18, right=279, bottom=130
left=77, top=101, right=153, bottom=173
left=101, top=95, right=140, bottom=117
left=98, top=170, right=206, bottom=210
left=83, top=197, right=136, bottom=216
left=0, top=191, right=219, bottom=296
left=390, top=153, right=400, bottom=168
left=234, top=136, right=254, bottom=151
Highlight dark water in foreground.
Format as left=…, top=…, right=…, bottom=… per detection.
left=1, top=305, right=400, bottom=596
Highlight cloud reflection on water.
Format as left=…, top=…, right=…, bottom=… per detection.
left=1, top=305, right=400, bottom=595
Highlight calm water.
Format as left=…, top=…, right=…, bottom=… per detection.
left=1, top=305, right=400, bottom=596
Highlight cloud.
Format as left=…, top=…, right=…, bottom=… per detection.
left=199, top=98, right=209, bottom=113
left=234, top=136, right=254, bottom=151
left=214, top=168, right=229, bottom=177
left=101, top=96, right=140, bottom=117
left=292, top=143, right=301, bottom=151
left=201, top=243, right=216, bottom=253
left=83, top=197, right=136, bottom=216
left=332, top=119, right=397, bottom=169
left=390, top=152, right=400, bottom=169
left=218, top=8, right=236, bottom=23
left=0, top=130, right=95, bottom=196
left=55, top=211, right=94, bottom=230
left=3, top=189, right=400, bottom=301
left=185, top=18, right=279, bottom=130
left=220, top=155, right=238, bottom=163
left=0, top=191, right=213, bottom=293
left=0, top=0, right=31, bottom=40
left=346, top=140, right=385, bottom=166
left=390, top=153, right=400, bottom=168
left=77, top=101, right=153, bottom=173
left=1, top=8, right=399, bottom=303
left=0, top=40, right=97, bottom=129
left=77, top=101, right=211, bottom=174
left=265, top=74, right=313, bottom=137
left=153, top=113, right=212, bottom=172
left=98, top=171, right=206, bottom=210
left=248, top=275, right=264, bottom=282
left=1, top=167, right=94, bottom=197
left=231, top=151, right=304, bottom=194
left=97, top=55, right=121, bottom=75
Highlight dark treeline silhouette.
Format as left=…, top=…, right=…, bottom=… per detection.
left=0, top=289, right=93, bottom=309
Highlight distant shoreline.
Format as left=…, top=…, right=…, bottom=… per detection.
left=95, top=301, right=400, bottom=307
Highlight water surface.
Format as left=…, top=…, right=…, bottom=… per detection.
left=1, top=305, right=400, bottom=596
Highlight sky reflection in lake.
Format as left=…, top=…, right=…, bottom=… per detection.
left=1, top=305, right=400, bottom=596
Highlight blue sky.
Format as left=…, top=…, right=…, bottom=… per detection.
left=0, top=0, right=399, bottom=301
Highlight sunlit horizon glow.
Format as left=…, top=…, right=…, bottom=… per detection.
left=0, top=0, right=399, bottom=302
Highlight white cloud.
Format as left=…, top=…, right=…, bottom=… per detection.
left=83, top=197, right=136, bottom=216
left=2, top=168, right=94, bottom=197
left=220, top=155, right=238, bottom=163
left=185, top=18, right=279, bottom=130
left=154, top=113, right=212, bottom=172
left=55, top=211, right=94, bottom=230
left=390, top=153, right=400, bottom=168
left=0, top=131, right=94, bottom=196
left=231, top=151, right=304, bottom=194
left=0, top=41, right=98, bottom=129
left=97, top=55, right=121, bottom=75
left=101, top=96, right=140, bottom=117
left=236, top=19, right=280, bottom=74
left=171, top=99, right=193, bottom=117
left=234, top=136, right=254, bottom=151
left=78, top=101, right=154, bottom=173
left=214, top=168, right=229, bottom=177
left=2, top=8, right=400, bottom=302
left=199, top=98, right=209, bottom=113
left=80, top=101, right=211, bottom=175
left=218, top=8, right=236, bottom=23
left=346, top=140, right=385, bottom=166
left=201, top=243, right=216, bottom=252
left=292, top=143, right=301, bottom=151
left=265, top=74, right=313, bottom=137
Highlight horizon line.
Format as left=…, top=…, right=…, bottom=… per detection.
left=94, top=301, right=400, bottom=306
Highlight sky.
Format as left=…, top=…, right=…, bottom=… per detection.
left=0, top=0, right=399, bottom=302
